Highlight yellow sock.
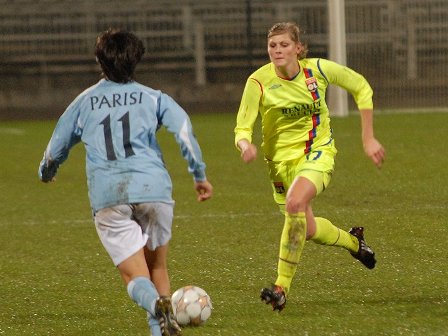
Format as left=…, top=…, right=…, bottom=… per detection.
left=275, top=212, right=307, bottom=294
left=311, top=217, right=359, bottom=253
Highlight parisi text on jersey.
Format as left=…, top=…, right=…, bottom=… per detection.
left=90, top=91, right=143, bottom=111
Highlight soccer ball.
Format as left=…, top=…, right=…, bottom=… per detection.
left=171, top=285, right=213, bottom=326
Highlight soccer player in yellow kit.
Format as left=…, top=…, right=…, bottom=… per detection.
left=234, top=22, right=385, bottom=311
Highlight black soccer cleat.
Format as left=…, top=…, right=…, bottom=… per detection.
left=260, top=285, right=287, bottom=311
left=155, top=296, right=182, bottom=336
left=349, top=227, right=376, bottom=269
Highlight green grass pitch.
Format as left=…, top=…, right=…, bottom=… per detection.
left=0, top=111, right=447, bottom=335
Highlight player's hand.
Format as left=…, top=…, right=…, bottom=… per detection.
left=238, top=140, right=257, bottom=163
left=194, top=180, right=213, bottom=202
left=363, top=137, right=385, bottom=168
left=39, top=159, right=59, bottom=183
left=41, top=176, right=57, bottom=183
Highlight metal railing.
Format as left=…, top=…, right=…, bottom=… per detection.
left=0, top=0, right=447, bottom=110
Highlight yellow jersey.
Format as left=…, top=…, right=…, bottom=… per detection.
left=234, top=58, right=373, bottom=161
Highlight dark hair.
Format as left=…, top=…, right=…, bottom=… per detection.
left=268, top=22, right=308, bottom=59
left=94, top=28, right=145, bottom=83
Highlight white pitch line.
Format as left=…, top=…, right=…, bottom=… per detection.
left=0, top=127, right=26, bottom=135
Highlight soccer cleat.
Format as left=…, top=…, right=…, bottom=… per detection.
left=349, top=227, right=376, bottom=269
left=260, top=285, right=286, bottom=311
left=155, top=296, right=182, bottom=336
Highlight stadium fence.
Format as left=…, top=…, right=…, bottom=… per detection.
left=0, top=0, right=446, bottom=118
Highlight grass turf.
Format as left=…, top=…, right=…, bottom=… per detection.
left=0, top=111, right=446, bottom=335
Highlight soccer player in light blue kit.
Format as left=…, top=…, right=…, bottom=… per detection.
left=38, top=28, right=213, bottom=336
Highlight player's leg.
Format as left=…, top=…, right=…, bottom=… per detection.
left=308, top=216, right=377, bottom=267
left=144, top=246, right=181, bottom=335
left=145, top=245, right=170, bottom=296
left=298, top=169, right=359, bottom=250
left=310, top=216, right=358, bottom=250
left=118, top=248, right=150, bottom=283
left=135, top=203, right=181, bottom=336
left=298, top=169, right=375, bottom=267
left=275, top=176, right=316, bottom=292
left=299, top=145, right=376, bottom=268
left=118, top=249, right=159, bottom=314
left=94, top=205, right=165, bottom=336
left=121, top=254, right=168, bottom=336
left=135, top=202, right=174, bottom=298
left=261, top=164, right=316, bottom=311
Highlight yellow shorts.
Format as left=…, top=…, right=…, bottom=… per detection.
left=267, top=140, right=337, bottom=206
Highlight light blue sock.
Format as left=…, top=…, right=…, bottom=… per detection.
left=127, top=277, right=162, bottom=336
left=147, top=312, right=163, bottom=336
left=127, top=276, right=159, bottom=317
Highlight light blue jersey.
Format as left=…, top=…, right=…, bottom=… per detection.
left=39, top=79, right=207, bottom=212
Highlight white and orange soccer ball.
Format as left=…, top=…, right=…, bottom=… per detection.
left=171, top=285, right=213, bottom=326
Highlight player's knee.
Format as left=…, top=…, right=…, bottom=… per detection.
left=285, top=196, right=307, bottom=214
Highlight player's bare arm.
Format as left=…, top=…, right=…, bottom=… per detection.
left=360, top=109, right=385, bottom=168
left=237, top=139, right=257, bottom=163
